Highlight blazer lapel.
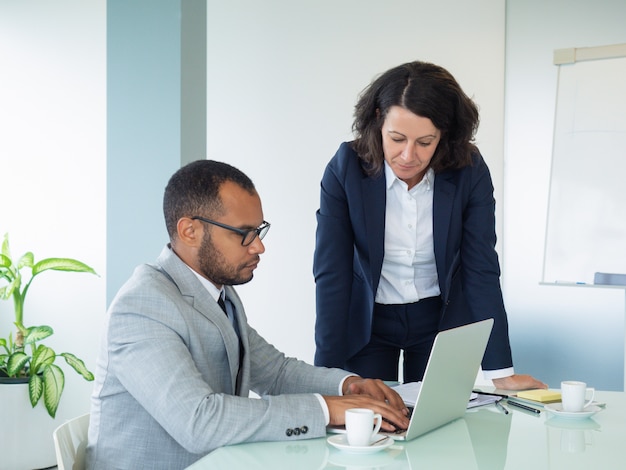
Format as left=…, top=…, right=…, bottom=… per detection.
left=361, top=173, right=386, bottom=290
left=193, top=293, right=241, bottom=393
left=157, top=246, right=243, bottom=393
left=433, top=172, right=456, bottom=299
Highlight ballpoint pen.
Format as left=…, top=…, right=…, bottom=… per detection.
left=495, top=399, right=509, bottom=415
left=507, top=400, right=541, bottom=414
left=473, top=390, right=510, bottom=399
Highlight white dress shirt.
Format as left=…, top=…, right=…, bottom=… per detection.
left=376, top=163, right=440, bottom=304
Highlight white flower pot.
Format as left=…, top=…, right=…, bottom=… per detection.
left=0, top=380, right=59, bottom=470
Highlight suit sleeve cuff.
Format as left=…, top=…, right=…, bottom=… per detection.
left=314, top=394, right=330, bottom=425
left=315, top=374, right=357, bottom=426
left=339, top=374, right=359, bottom=395
left=481, top=367, right=515, bottom=380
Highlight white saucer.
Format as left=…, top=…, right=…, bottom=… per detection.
left=544, top=403, right=603, bottom=419
left=327, top=433, right=394, bottom=454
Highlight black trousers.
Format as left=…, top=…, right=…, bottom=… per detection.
left=345, top=296, right=442, bottom=383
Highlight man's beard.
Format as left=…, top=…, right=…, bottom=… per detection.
left=198, top=231, right=255, bottom=286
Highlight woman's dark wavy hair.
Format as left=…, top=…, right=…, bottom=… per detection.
left=352, top=61, right=479, bottom=176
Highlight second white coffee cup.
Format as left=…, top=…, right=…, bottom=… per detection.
left=561, top=381, right=595, bottom=412
left=345, top=408, right=382, bottom=446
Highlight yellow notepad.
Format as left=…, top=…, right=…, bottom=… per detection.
left=516, top=389, right=562, bottom=403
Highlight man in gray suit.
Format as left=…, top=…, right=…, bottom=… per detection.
left=86, top=160, right=409, bottom=469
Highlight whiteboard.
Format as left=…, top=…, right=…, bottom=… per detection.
left=542, top=46, right=626, bottom=284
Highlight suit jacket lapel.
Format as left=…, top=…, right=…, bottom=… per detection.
left=361, top=173, right=386, bottom=291
left=157, top=246, right=243, bottom=393
left=433, top=172, right=456, bottom=299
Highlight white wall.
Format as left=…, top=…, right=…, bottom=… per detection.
left=0, top=0, right=106, bottom=419
left=3, top=0, right=502, bottom=421
left=205, top=0, right=506, bottom=364
left=504, top=0, right=626, bottom=390
left=5, top=3, right=621, bottom=427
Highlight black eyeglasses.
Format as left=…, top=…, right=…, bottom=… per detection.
left=191, top=216, right=270, bottom=246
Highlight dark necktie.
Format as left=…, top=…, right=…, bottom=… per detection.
left=218, top=295, right=244, bottom=393
left=217, top=296, right=228, bottom=316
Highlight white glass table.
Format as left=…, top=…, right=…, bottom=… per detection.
left=186, top=391, right=625, bottom=469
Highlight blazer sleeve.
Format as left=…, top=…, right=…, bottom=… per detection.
left=313, top=143, right=375, bottom=368
left=440, top=153, right=513, bottom=370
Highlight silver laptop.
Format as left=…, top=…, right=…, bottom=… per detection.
left=385, top=318, right=493, bottom=440
left=328, top=318, right=494, bottom=441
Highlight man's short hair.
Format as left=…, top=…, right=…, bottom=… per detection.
left=163, top=160, right=255, bottom=240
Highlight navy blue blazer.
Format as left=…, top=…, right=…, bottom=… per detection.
left=313, top=142, right=513, bottom=372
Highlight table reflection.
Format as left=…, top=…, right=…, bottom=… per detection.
left=545, top=417, right=602, bottom=469
left=187, top=437, right=331, bottom=470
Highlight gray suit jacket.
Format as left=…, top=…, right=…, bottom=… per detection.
left=86, top=246, right=348, bottom=469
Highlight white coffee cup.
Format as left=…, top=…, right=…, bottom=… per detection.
left=345, top=408, right=382, bottom=446
left=561, top=381, right=595, bottom=412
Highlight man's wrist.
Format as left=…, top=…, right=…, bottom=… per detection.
left=340, top=375, right=360, bottom=395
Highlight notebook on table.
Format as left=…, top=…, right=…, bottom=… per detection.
left=328, top=318, right=494, bottom=441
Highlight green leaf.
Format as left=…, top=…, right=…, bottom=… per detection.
left=29, top=373, right=43, bottom=407
left=31, top=344, right=56, bottom=372
left=61, top=352, right=94, bottom=381
left=43, top=364, right=65, bottom=418
left=7, top=351, right=29, bottom=376
left=0, top=253, right=11, bottom=268
left=0, top=276, right=19, bottom=300
left=32, top=258, right=97, bottom=276
left=23, top=325, right=54, bottom=345
left=1, top=234, right=10, bottom=258
left=17, top=252, right=34, bottom=270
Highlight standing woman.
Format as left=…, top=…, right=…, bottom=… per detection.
left=313, top=61, right=545, bottom=390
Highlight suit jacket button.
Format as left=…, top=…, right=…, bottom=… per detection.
left=293, top=428, right=301, bottom=436
left=300, top=426, right=308, bottom=434
left=285, top=428, right=293, bottom=437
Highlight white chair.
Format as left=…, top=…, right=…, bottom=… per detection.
left=52, top=413, right=90, bottom=470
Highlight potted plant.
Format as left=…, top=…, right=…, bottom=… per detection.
left=0, top=232, right=98, bottom=418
